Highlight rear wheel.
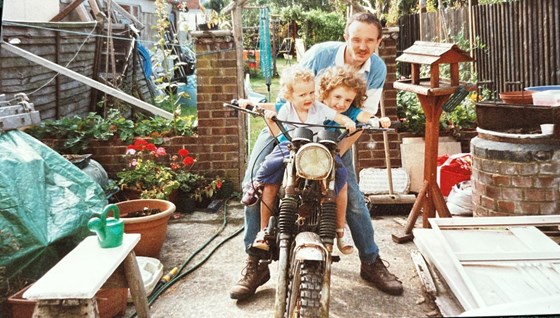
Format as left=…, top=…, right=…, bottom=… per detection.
left=286, top=261, right=323, bottom=318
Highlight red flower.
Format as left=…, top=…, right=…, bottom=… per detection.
left=146, top=143, right=157, bottom=152
left=216, top=180, right=223, bottom=189
left=178, top=148, right=189, bottom=157
left=134, top=138, right=148, bottom=146
left=182, top=156, right=195, bottom=166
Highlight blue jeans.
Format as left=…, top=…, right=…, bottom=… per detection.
left=243, top=131, right=379, bottom=264
left=243, top=129, right=276, bottom=253
left=340, top=148, right=379, bottom=264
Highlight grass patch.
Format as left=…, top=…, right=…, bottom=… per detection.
left=246, top=58, right=292, bottom=151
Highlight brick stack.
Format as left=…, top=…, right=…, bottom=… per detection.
left=471, top=137, right=560, bottom=216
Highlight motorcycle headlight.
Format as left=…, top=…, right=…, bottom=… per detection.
left=295, top=143, right=333, bottom=180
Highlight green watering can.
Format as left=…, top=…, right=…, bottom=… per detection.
left=88, top=204, right=124, bottom=248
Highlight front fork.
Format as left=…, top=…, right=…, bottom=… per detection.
left=274, top=233, right=291, bottom=318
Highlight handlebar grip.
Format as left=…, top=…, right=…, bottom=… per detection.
left=230, top=99, right=257, bottom=111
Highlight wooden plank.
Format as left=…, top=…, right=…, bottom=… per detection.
left=411, top=250, right=437, bottom=296
left=509, top=226, right=560, bottom=251
left=555, top=3, right=560, bottom=84
left=75, top=3, right=94, bottom=21
left=1, top=42, right=173, bottom=119
left=456, top=251, right=560, bottom=262
left=122, top=252, right=150, bottom=318
left=460, top=294, right=560, bottom=317
left=430, top=215, right=560, bottom=228
left=88, top=0, right=101, bottom=18
left=50, top=0, right=87, bottom=22
left=543, top=0, right=550, bottom=84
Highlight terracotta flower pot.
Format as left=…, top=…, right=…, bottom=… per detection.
left=115, top=199, right=176, bottom=258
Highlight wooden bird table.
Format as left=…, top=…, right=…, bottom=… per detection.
left=392, top=80, right=475, bottom=243
left=391, top=41, right=475, bottom=243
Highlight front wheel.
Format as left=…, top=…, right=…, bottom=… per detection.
left=286, top=261, right=324, bottom=318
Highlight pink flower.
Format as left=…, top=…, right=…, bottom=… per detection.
left=126, top=148, right=137, bottom=155
left=155, top=147, right=167, bottom=156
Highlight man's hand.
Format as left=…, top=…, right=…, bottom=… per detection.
left=368, top=117, right=391, bottom=128
left=380, top=117, right=391, bottom=128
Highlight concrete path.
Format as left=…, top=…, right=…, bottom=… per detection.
left=126, top=201, right=439, bottom=318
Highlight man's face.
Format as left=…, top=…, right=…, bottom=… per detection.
left=344, top=21, right=382, bottom=66
left=323, top=86, right=357, bottom=113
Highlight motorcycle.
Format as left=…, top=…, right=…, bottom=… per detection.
left=225, top=100, right=388, bottom=318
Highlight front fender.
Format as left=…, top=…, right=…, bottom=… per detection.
left=292, top=232, right=327, bottom=262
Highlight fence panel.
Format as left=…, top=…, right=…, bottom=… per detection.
left=398, top=0, right=559, bottom=94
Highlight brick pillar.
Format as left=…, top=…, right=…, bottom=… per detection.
left=355, top=27, right=400, bottom=175
left=192, top=30, right=245, bottom=190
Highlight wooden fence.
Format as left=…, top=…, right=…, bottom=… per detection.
left=0, top=21, right=154, bottom=121
left=398, top=0, right=560, bottom=94
left=0, top=21, right=98, bottom=119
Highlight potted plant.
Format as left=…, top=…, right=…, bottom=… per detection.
left=175, top=171, right=224, bottom=212
left=115, top=198, right=176, bottom=258
left=116, top=138, right=195, bottom=200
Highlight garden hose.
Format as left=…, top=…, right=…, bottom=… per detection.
left=130, top=195, right=243, bottom=317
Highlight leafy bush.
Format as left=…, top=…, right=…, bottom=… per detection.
left=26, top=109, right=196, bottom=153
left=279, top=7, right=345, bottom=49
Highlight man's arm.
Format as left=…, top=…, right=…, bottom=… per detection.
left=363, top=56, right=387, bottom=115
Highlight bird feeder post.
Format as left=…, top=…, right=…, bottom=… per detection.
left=392, top=41, right=475, bottom=243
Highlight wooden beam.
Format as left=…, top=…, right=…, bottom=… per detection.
left=50, top=0, right=87, bottom=22
left=88, top=0, right=102, bottom=18
left=1, top=42, right=173, bottom=119
left=112, top=2, right=145, bottom=31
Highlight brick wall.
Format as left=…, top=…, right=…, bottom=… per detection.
left=355, top=28, right=401, bottom=174
left=471, top=137, right=560, bottom=216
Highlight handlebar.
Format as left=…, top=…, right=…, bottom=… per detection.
left=224, top=99, right=399, bottom=143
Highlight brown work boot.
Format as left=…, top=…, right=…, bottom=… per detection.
left=360, top=257, right=403, bottom=296
left=230, top=255, right=270, bottom=300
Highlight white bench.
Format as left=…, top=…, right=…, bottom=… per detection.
left=23, top=233, right=150, bottom=317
